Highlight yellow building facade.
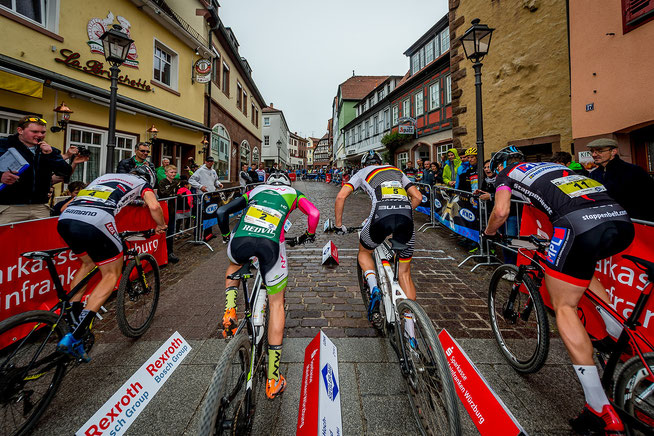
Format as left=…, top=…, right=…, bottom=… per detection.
left=0, top=0, right=264, bottom=186
left=449, top=0, right=572, bottom=161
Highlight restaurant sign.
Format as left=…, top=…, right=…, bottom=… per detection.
left=55, top=49, right=152, bottom=92
left=87, top=12, right=139, bottom=68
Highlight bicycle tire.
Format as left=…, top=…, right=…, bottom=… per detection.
left=356, top=262, right=386, bottom=334
left=198, top=332, right=253, bottom=436
left=397, top=299, right=461, bottom=436
left=0, top=310, right=69, bottom=436
left=614, top=352, right=654, bottom=435
left=116, top=253, right=160, bottom=338
left=488, top=264, right=550, bottom=373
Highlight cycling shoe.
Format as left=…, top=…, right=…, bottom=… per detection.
left=57, top=333, right=91, bottom=363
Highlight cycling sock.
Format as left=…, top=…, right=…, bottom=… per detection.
left=597, top=306, right=623, bottom=339
left=65, top=301, right=84, bottom=327
left=573, top=364, right=609, bottom=412
left=72, top=309, right=96, bottom=340
left=403, top=314, right=415, bottom=338
left=268, top=344, right=282, bottom=381
left=364, top=270, right=378, bottom=290
left=225, top=287, right=238, bottom=311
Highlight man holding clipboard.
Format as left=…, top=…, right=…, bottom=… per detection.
left=0, top=115, right=73, bottom=224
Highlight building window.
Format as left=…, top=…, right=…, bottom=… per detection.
left=0, top=0, right=55, bottom=28
left=153, top=41, right=177, bottom=89
left=434, top=35, right=441, bottom=59
left=211, top=124, right=230, bottom=180
left=397, top=151, right=408, bottom=169
left=419, top=47, right=425, bottom=70
left=623, top=1, right=654, bottom=32
left=430, top=82, right=440, bottom=110
left=363, top=121, right=369, bottom=139
left=436, top=143, right=451, bottom=163
left=212, top=54, right=220, bottom=86
left=378, top=89, right=384, bottom=100
left=384, top=109, right=390, bottom=129
left=264, top=136, right=270, bottom=146
left=392, top=105, right=399, bottom=125
left=240, top=141, right=250, bottom=165
left=425, top=39, right=434, bottom=65
left=402, top=98, right=410, bottom=117
left=68, top=126, right=105, bottom=183
left=243, top=92, right=247, bottom=116
left=445, top=75, right=452, bottom=104
left=441, top=28, right=450, bottom=52
left=415, top=91, right=424, bottom=116
left=255, top=109, right=259, bottom=127
left=113, top=135, right=135, bottom=170
left=236, top=83, right=243, bottom=110
left=0, top=111, right=20, bottom=138
left=355, top=125, right=361, bottom=143
left=251, top=103, right=255, bottom=123
left=411, top=53, right=420, bottom=75
left=377, top=113, right=383, bottom=133
left=252, top=146, right=259, bottom=164
left=222, top=63, right=230, bottom=96
left=367, top=119, right=373, bottom=137
left=263, top=117, right=270, bottom=127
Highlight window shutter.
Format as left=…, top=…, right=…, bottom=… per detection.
left=623, top=0, right=654, bottom=31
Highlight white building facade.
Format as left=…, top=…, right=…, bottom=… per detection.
left=261, top=105, right=289, bottom=168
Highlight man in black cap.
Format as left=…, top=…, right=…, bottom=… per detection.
left=588, top=138, right=654, bottom=221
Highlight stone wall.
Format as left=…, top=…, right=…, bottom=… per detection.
left=449, top=0, right=572, bottom=159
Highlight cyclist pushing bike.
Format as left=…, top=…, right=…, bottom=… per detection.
left=215, top=172, right=319, bottom=399
left=334, top=151, right=421, bottom=329
left=483, top=146, right=635, bottom=435
left=56, top=165, right=167, bottom=362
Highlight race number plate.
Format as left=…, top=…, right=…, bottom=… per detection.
left=550, top=175, right=606, bottom=198
left=244, top=205, right=282, bottom=230
left=76, top=187, right=113, bottom=202
left=380, top=181, right=407, bottom=200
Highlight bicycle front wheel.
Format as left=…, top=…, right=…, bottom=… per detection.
left=488, top=264, right=549, bottom=373
left=614, top=352, right=654, bottom=435
left=0, top=311, right=69, bottom=436
left=198, top=332, right=253, bottom=436
left=397, top=299, right=461, bottom=436
left=116, top=253, right=160, bottom=338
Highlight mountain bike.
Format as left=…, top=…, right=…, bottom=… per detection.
left=0, top=230, right=160, bottom=436
left=488, top=234, right=654, bottom=434
left=198, top=233, right=311, bottom=436
left=325, top=220, right=461, bottom=436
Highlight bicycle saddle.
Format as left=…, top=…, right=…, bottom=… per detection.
left=22, top=247, right=69, bottom=260
left=388, top=238, right=408, bottom=253
left=227, top=262, right=252, bottom=280
left=623, top=255, right=654, bottom=283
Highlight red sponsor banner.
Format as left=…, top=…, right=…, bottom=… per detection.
left=0, top=203, right=168, bottom=325
left=439, top=330, right=526, bottom=436
left=288, top=172, right=297, bottom=182
left=325, top=174, right=332, bottom=184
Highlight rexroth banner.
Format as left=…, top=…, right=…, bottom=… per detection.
left=0, top=203, right=168, bottom=326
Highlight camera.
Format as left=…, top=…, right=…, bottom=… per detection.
left=77, top=145, right=92, bottom=157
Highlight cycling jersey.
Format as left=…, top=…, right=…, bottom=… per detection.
left=346, top=165, right=415, bottom=259
left=66, top=173, right=153, bottom=216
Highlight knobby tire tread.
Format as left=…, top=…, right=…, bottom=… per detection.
left=116, top=253, right=160, bottom=338
left=0, top=310, right=69, bottom=436
left=397, top=299, right=462, bottom=436
left=614, top=352, right=654, bottom=435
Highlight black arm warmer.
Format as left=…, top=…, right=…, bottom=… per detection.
left=216, top=195, right=247, bottom=235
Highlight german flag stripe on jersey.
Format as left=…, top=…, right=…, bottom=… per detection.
left=344, top=183, right=354, bottom=190
left=365, top=166, right=400, bottom=183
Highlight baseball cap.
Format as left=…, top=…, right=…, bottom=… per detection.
left=205, top=156, right=215, bottom=162
left=587, top=138, right=617, bottom=149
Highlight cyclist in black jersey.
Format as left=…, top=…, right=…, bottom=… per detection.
left=335, top=151, right=422, bottom=324
left=55, top=165, right=167, bottom=362
left=484, top=146, right=635, bottom=435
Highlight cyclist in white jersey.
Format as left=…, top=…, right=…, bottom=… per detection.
left=56, top=165, right=167, bottom=361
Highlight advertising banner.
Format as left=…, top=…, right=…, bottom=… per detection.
left=77, top=332, right=191, bottom=436
left=0, top=203, right=168, bottom=326
left=201, top=190, right=236, bottom=230
left=297, top=330, right=342, bottom=436
left=431, top=186, right=480, bottom=242
left=439, top=330, right=526, bottom=436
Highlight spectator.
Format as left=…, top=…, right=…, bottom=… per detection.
left=189, top=156, right=224, bottom=241
left=239, top=163, right=253, bottom=192
left=587, top=138, right=654, bottom=221
left=256, top=163, right=266, bottom=182
left=432, top=162, right=443, bottom=184
left=51, top=146, right=89, bottom=185
left=403, top=160, right=417, bottom=182
left=442, top=148, right=462, bottom=187
left=268, top=162, right=280, bottom=174
left=157, top=164, right=181, bottom=264
left=175, top=176, right=193, bottom=231
left=422, top=161, right=435, bottom=186
left=415, top=159, right=423, bottom=182
left=0, top=115, right=73, bottom=224
left=247, top=165, right=259, bottom=187
left=117, top=142, right=156, bottom=174
left=551, top=151, right=588, bottom=176
left=457, top=147, right=479, bottom=192
left=156, top=157, right=181, bottom=183
left=52, top=181, right=87, bottom=216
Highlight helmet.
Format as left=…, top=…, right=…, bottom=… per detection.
left=361, top=150, right=382, bottom=166
left=464, top=147, right=477, bottom=156
left=130, top=165, right=156, bottom=186
left=489, top=146, right=524, bottom=174
left=267, top=172, right=291, bottom=186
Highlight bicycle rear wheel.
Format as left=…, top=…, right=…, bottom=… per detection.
left=0, top=311, right=69, bottom=436
left=397, top=299, right=461, bottom=436
left=116, top=253, right=160, bottom=338
left=198, top=332, right=254, bottom=436
left=356, top=262, right=386, bottom=334
left=614, top=352, right=654, bottom=435
left=488, top=264, right=549, bottom=373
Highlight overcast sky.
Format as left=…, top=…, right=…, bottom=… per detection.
left=219, top=0, right=449, bottom=139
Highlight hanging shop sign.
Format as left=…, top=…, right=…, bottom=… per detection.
left=194, top=58, right=212, bottom=83
left=55, top=49, right=152, bottom=92
left=87, top=12, right=139, bottom=68
left=398, top=124, right=415, bottom=135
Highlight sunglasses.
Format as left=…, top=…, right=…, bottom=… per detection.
left=137, top=149, right=150, bottom=154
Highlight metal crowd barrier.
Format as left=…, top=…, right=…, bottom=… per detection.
left=414, top=182, right=439, bottom=233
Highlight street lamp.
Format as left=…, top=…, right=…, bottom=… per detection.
left=100, top=24, right=133, bottom=173
left=276, top=139, right=282, bottom=169
left=146, top=125, right=158, bottom=145
left=50, top=102, right=73, bottom=133
left=460, top=18, right=494, bottom=184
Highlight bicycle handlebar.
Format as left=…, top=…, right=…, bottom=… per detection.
left=287, top=233, right=315, bottom=247
left=324, top=225, right=363, bottom=234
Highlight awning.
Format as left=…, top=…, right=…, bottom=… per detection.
left=0, top=70, right=43, bottom=98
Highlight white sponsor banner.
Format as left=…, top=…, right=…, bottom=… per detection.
left=77, top=332, right=192, bottom=436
